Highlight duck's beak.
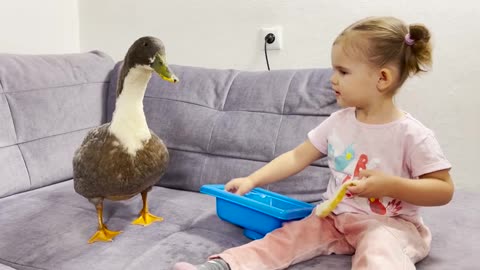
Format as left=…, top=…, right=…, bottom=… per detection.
left=151, top=53, right=179, bottom=83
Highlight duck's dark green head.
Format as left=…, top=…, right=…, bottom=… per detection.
left=123, top=36, right=178, bottom=83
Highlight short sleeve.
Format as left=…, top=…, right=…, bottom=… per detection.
left=408, top=134, right=452, bottom=178
left=307, top=115, right=336, bottom=155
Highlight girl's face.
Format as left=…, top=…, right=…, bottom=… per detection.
left=330, top=42, right=380, bottom=109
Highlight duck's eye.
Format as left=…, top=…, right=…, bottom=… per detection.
left=143, top=42, right=148, bottom=47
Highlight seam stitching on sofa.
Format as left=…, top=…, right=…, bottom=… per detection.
left=5, top=81, right=108, bottom=94
left=281, top=71, right=296, bottom=115
left=8, top=125, right=97, bottom=146
left=3, top=94, right=19, bottom=143
left=167, top=147, right=329, bottom=169
left=3, top=93, right=33, bottom=188
left=201, top=111, right=224, bottom=184
left=220, top=70, right=240, bottom=111
left=17, top=145, right=32, bottom=187
left=146, top=95, right=332, bottom=117
left=144, top=95, right=216, bottom=110
left=0, top=257, right=46, bottom=270
left=205, top=112, right=223, bottom=153
left=0, top=178, right=74, bottom=199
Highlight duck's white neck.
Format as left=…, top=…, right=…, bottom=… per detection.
left=109, top=66, right=153, bottom=155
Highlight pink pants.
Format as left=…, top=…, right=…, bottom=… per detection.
left=212, top=212, right=431, bottom=270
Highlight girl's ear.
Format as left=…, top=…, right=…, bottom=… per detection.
left=376, top=68, right=395, bottom=93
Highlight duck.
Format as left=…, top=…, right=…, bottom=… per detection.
left=73, top=36, right=178, bottom=244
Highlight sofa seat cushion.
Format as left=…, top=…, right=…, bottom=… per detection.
left=0, top=181, right=244, bottom=270
left=0, top=181, right=478, bottom=270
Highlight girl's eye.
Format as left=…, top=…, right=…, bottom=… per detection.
left=333, top=67, right=349, bottom=75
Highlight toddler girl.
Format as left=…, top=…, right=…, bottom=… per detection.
left=174, top=16, right=453, bottom=270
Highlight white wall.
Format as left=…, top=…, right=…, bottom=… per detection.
left=0, top=0, right=79, bottom=54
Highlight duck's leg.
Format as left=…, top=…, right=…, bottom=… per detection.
left=132, top=188, right=164, bottom=226
left=87, top=198, right=122, bottom=244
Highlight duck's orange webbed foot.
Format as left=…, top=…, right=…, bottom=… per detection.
left=131, top=190, right=163, bottom=226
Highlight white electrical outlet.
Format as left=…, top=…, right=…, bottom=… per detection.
left=260, top=26, right=282, bottom=50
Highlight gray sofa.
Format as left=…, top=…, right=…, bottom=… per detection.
left=0, top=51, right=478, bottom=270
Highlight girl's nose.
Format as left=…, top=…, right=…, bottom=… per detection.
left=330, top=73, right=337, bottom=86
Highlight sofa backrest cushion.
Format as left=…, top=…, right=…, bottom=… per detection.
left=0, top=52, right=114, bottom=198
left=107, top=64, right=338, bottom=202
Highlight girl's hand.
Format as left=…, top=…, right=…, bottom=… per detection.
left=347, top=170, right=396, bottom=198
left=225, top=177, right=256, bottom=196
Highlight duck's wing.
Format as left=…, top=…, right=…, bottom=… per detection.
left=79, top=123, right=111, bottom=147
left=73, top=124, right=113, bottom=197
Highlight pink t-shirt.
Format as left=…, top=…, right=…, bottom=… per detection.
left=308, top=107, right=451, bottom=219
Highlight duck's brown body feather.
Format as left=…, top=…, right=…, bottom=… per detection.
left=73, top=123, right=169, bottom=200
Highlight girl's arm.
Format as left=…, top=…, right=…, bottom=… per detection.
left=348, top=169, right=454, bottom=206
left=248, top=139, right=325, bottom=187
left=388, top=169, right=454, bottom=206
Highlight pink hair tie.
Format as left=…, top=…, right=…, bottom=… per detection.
left=405, top=33, right=415, bottom=46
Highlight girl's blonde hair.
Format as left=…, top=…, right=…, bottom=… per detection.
left=335, top=17, right=432, bottom=90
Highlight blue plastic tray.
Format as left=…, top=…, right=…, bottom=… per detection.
left=200, top=184, right=314, bottom=239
